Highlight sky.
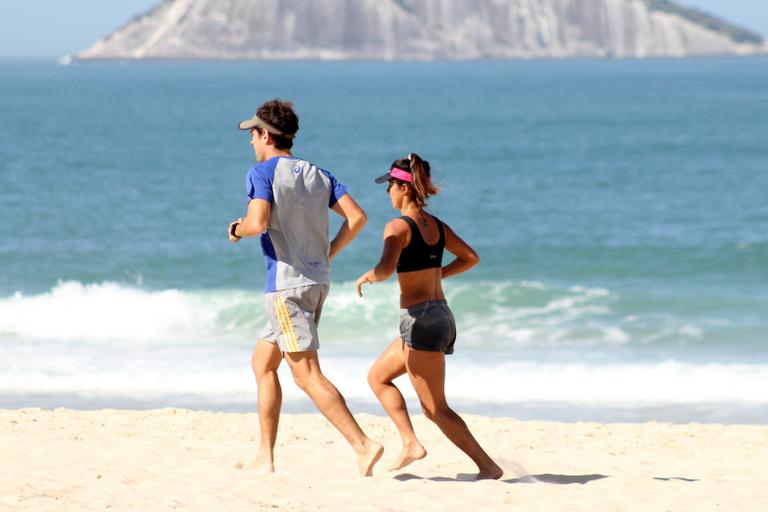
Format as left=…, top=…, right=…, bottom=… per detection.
left=0, top=0, right=766, bottom=58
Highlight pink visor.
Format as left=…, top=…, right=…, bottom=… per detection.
left=374, top=167, right=412, bottom=184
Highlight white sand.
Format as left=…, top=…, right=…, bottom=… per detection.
left=1, top=408, right=766, bottom=511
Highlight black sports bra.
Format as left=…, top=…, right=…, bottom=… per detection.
left=396, top=215, right=445, bottom=273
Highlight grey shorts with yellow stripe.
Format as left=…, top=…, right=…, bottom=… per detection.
left=260, top=284, right=329, bottom=353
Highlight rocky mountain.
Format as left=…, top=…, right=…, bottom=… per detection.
left=77, top=0, right=766, bottom=60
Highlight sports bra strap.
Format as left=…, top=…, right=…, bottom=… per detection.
left=399, top=215, right=418, bottom=229
left=399, top=216, right=444, bottom=244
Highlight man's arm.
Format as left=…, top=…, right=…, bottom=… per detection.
left=329, top=194, right=367, bottom=259
left=228, top=199, right=270, bottom=243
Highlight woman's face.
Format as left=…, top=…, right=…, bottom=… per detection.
left=387, top=179, right=408, bottom=209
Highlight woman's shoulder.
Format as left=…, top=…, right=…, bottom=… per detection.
left=424, top=212, right=447, bottom=231
left=385, top=217, right=413, bottom=233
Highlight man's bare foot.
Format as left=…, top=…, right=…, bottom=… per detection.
left=237, top=452, right=275, bottom=474
left=357, top=440, right=384, bottom=477
left=475, top=464, right=504, bottom=480
left=388, top=442, right=427, bottom=471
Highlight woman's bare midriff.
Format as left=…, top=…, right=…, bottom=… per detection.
left=397, top=267, right=445, bottom=308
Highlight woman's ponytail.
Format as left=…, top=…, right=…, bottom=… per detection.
left=408, top=153, right=439, bottom=207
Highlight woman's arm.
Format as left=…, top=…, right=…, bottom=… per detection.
left=355, top=219, right=408, bottom=297
left=441, top=223, right=480, bottom=278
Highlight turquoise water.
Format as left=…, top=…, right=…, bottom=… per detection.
left=1, top=58, right=767, bottom=422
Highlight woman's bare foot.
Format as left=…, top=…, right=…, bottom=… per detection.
left=357, top=440, right=384, bottom=476
left=388, top=441, right=427, bottom=471
left=475, top=463, right=504, bottom=480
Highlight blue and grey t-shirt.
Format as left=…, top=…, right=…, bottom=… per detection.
left=246, top=156, right=347, bottom=293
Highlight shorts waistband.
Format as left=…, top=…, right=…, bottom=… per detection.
left=400, top=299, right=448, bottom=313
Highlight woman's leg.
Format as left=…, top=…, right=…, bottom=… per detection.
left=368, top=338, right=427, bottom=470
left=404, top=346, right=502, bottom=480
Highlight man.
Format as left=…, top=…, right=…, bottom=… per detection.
left=228, top=99, right=383, bottom=476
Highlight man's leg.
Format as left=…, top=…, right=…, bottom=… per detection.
left=248, top=338, right=283, bottom=472
left=284, top=350, right=383, bottom=476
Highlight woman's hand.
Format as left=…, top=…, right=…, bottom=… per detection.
left=355, top=272, right=373, bottom=297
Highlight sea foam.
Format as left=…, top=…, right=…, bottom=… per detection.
left=1, top=281, right=766, bottom=412
left=0, top=280, right=707, bottom=350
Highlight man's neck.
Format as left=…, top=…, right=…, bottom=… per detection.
left=262, top=148, right=293, bottom=161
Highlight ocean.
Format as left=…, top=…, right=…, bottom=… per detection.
left=1, top=57, right=766, bottom=423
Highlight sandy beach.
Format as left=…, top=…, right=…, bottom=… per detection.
left=2, top=409, right=766, bottom=511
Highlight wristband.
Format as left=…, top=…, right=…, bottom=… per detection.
left=230, top=222, right=242, bottom=239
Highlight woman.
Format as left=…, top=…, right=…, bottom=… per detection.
left=355, top=154, right=503, bottom=480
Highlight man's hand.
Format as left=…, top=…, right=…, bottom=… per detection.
left=228, top=218, right=243, bottom=243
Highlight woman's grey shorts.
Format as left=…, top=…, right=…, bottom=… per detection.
left=399, top=299, right=457, bottom=355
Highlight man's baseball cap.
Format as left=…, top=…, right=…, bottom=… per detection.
left=238, top=114, right=296, bottom=139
